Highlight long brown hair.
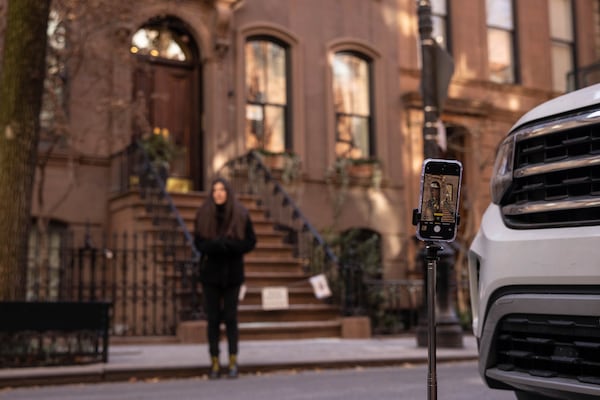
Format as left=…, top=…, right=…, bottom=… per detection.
left=194, top=177, right=248, bottom=240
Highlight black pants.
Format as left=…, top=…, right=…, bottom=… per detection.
left=202, top=283, right=240, bottom=357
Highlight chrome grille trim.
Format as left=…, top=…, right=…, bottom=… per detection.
left=494, top=314, right=600, bottom=387
left=503, top=197, right=600, bottom=215
left=501, top=106, right=600, bottom=228
left=513, top=155, right=600, bottom=179
left=515, top=109, right=600, bottom=142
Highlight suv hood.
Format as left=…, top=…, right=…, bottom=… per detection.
left=510, top=83, right=600, bottom=133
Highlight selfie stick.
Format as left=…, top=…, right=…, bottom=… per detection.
left=425, top=241, right=441, bottom=400
left=412, top=209, right=441, bottom=400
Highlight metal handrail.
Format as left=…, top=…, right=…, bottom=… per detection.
left=221, top=150, right=339, bottom=265
left=133, top=140, right=200, bottom=262
left=217, top=151, right=355, bottom=312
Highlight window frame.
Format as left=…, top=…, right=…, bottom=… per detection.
left=486, top=0, right=519, bottom=84
left=549, top=0, right=576, bottom=92
left=244, top=35, right=291, bottom=153
left=332, top=50, right=375, bottom=160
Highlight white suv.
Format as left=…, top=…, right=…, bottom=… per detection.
left=468, top=83, right=600, bottom=400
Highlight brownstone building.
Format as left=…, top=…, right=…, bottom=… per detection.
left=1, top=0, right=599, bottom=339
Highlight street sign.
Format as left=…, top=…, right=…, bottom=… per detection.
left=434, top=42, right=454, bottom=114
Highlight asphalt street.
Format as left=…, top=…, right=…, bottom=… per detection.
left=0, top=361, right=515, bottom=400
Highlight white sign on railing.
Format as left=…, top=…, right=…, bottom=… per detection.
left=309, top=274, right=332, bottom=299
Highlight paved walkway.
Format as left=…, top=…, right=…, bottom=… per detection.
left=0, top=335, right=479, bottom=388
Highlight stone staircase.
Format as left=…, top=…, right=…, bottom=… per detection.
left=108, top=189, right=344, bottom=341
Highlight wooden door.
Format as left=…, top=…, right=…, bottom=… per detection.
left=133, top=60, right=202, bottom=189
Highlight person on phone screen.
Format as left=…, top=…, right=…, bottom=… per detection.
left=423, top=181, right=442, bottom=221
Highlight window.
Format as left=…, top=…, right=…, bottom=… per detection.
left=486, top=0, right=516, bottom=84
left=40, top=9, right=68, bottom=145
left=130, top=23, right=192, bottom=62
left=431, top=0, right=449, bottom=50
left=245, top=37, right=289, bottom=153
left=332, top=52, right=373, bottom=159
left=549, top=0, right=574, bottom=92
left=27, top=221, right=67, bottom=301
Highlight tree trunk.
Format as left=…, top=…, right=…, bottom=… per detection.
left=0, top=0, right=50, bottom=300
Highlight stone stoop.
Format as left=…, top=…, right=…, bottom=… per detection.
left=109, top=190, right=372, bottom=343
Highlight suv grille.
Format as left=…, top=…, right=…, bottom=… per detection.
left=501, top=108, right=600, bottom=228
left=495, top=314, right=600, bottom=385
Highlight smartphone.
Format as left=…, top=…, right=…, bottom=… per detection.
left=416, top=158, right=463, bottom=242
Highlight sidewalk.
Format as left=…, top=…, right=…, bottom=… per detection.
left=0, top=335, right=479, bottom=388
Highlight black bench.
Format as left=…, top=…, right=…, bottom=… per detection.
left=0, top=301, right=112, bottom=368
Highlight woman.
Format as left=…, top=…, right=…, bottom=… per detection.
left=194, top=177, right=256, bottom=379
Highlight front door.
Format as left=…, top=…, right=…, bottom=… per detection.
left=130, top=20, right=203, bottom=190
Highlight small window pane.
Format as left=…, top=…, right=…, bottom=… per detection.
left=245, top=40, right=287, bottom=105
left=550, top=0, right=573, bottom=41
left=551, top=43, right=573, bottom=92
left=335, top=115, right=370, bottom=159
left=333, top=54, right=370, bottom=116
left=486, top=0, right=513, bottom=29
left=131, top=27, right=190, bottom=61
left=488, top=28, right=514, bottom=83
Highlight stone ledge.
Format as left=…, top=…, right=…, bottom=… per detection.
left=341, top=316, right=372, bottom=339
left=177, top=320, right=207, bottom=343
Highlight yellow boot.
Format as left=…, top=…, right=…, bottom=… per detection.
left=209, top=356, right=220, bottom=379
left=227, top=354, right=238, bottom=378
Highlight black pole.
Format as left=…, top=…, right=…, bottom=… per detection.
left=416, top=0, right=440, bottom=159
left=415, top=0, right=464, bottom=350
left=425, top=242, right=441, bottom=400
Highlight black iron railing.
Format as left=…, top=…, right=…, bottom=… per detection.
left=567, top=61, right=600, bottom=91
left=218, top=151, right=362, bottom=313
left=110, top=141, right=202, bottom=321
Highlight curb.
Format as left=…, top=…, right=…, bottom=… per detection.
left=0, top=354, right=478, bottom=389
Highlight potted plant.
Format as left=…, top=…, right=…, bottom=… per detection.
left=326, top=156, right=383, bottom=188
left=139, top=129, right=178, bottom=181
left=344, top=157, right=382, bottom=179
left=254, top=148, right=301, bottom=183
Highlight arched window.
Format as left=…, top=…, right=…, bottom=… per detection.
left=332, top=52, right=373, bottom=159
left=245, top=37, right=289, bottom=153
left=130, top=21, right=193, bottom=62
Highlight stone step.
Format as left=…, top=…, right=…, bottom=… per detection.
left=241, top=287, right=322, bottom=305
left=237, top=320, right=341, bottom=341
left=238, top=304, right=339, bottom=323
left=244, top=271, right=310, bottom=287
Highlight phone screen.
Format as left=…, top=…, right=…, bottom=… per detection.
left=416, top=159, right=462, bottom=242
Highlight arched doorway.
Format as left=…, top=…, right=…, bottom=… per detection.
left=130, top=17, right=203, bottom=190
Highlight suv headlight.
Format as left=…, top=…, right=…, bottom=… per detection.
left=490, top=134, right=515, bottom=204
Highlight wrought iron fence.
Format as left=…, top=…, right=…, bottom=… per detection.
left=363, top=278, right=423, bottom=334
left=25, top=230, right=197, bottom=337
left=113, top=139, right=202, bottom=318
